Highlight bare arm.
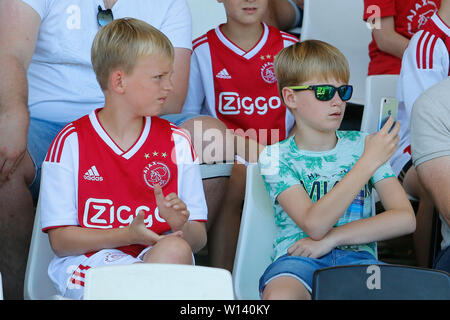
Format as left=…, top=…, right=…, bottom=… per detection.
left=417, top=157, right=450, bottom=225
left=277, top=117, right=400, bottom=240
left=0, top=0, right=40, bottom=181
left=47, top=212, right=172, bottom=257
left=372, top=16, right=410, bottom=59
left=326, top=177, right=415, bottom=246
left=288, top=177, right=416, bottom=258
left=160, top=47, right=191, bottom=115
left=180, top=221, right=207, bottom=253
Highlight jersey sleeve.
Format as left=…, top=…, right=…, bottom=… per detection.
left=182, top=45, right=205, bottom=114
left=159, top=0, right=192, bottom=50
left=397, top=31, right=450, bottom=119
left=363, top=0, right=395, bottom=21
left=39, top=125, right=79, bottom=232
left=20, top=0, right=50, bottom=19
left=171, top=125, right=208, bottom=222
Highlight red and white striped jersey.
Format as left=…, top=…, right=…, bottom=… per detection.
left=394, top=12, right=450, bottom=175
left=183, top=23, right=298, bottom=145
left=39, top=109, right=207, bottom=258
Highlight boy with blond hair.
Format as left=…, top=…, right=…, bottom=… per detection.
left=38, top=18, right=207, bottom=299
left=258, top=40, right=416, bottom=300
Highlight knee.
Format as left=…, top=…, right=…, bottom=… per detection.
left=154, top=236, right=193, bottom=265
left=262, top=278, right=311, bottom=300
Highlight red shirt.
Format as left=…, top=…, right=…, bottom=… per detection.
left=363, top=0, right=440, bottom=75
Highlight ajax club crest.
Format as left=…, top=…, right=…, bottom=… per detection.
left=260, top=62, right=277, bottom=84
left=143, top=161, right=171, bottom=188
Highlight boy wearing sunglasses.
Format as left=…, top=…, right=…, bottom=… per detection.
left=258, top=40, right=416, bottom=300
left=38, top=18, right=207, bottom=299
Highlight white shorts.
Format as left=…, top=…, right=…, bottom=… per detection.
left=48, top=247, right=152, bottom=299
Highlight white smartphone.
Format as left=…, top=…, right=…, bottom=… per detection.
left=378, top=97, right=398, bottom=131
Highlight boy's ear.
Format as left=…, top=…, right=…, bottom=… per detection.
left=109, top=69, right=127, bottom=94
left=281, top=87, right=297, bottom=110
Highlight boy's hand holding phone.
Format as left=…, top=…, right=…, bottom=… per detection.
left=154, top=184, right=190, bottom=232
left=362, top=116, right=400, bottom=171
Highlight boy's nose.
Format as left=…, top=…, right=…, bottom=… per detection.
left=330, top=91, right=344, bottom=105
left=164, top=77, right=174, bottom=92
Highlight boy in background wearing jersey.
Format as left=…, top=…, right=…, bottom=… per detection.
left=38, top=18, right=207, bottom=299
left=182, top=0, right=298, bottom=272
left=258, top=40, right=415, bottom=299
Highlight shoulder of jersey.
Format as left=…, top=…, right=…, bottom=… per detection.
left=279, top=30, right=299, bottom=44
left=413, top=29, right=443, bottom=70
left=45, top=122, right=77, bottom=164
left=169, top=122, right=197, bottom=161
left=192, top=33, right=210, bottom=51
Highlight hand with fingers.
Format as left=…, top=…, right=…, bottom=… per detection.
left=287, top=236, right=335, bottom=259
left=154, top=183, right=190, bottom=232
left=362, top=116, right=400, bottom=170
left=128, top=210, right=183, bottom=246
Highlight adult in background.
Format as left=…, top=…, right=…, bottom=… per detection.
left=410, top=77, right=450, bottom=273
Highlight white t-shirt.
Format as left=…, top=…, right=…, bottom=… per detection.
left=22, top=0, right=192, bottom=123
left=394, top=12, right=450, bottom=175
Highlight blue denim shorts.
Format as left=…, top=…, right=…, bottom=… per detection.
left=27, top=118, right=66, bottom=200
left=26, top=112, right=202, bottom=200
left=259, top=249, right=382, bottom=296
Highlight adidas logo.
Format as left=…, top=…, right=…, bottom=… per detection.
left=83, top=165, right=104, bottom=181
left=216, top=68, right=231, bottom=79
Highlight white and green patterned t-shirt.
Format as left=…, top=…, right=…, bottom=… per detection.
left=258, top=131, right=396, bottom=262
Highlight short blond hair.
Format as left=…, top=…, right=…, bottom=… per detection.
left=91, top=18, right=174, bottom=90
left=274, top=40, right=350, bottom=103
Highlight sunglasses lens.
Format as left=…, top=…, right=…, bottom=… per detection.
left=338, top=85, right=353, bottom=101
left=315, top=86, right=335, bottom=101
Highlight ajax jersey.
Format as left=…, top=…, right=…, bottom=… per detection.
left=394, top=12, right=450, bottom=174
left=39, top=110, right=207, bottom=258
left=183, top=23, right=297, bottom=145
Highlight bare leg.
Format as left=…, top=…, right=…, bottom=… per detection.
left=208, top=163, right=246, bottom=271
left=262, top=276, right=311, bottom=300
left=403, top=166, right=434, bottom=267
left=0, top=152, right=35, bottom=299
left=180, top=117, right=238, bottom=269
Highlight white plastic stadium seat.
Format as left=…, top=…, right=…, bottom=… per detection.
left=187, top=0, right=227, bottom=39
left=83, top=263, right=234, bottom=300
left=362, top=74, right=418, bottom=205
left=0, top=272, right=3, bottom=300
left=301, top=0, right=372, bottom=105
left=24, top=200, right=61, bottom=300
left=361, top=75, right=399, bottom=134
left=232, top=164, right=277, bottom=300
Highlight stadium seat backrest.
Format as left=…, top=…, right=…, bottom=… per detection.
left=232, top=164, right=277, bottom=300
left=24, top=201, right=59, bottom=299
left=301, top=0, right=372, bottom=105
left=187, top=0, right=227, bottom=39
left=361, top=74, right=399, bottom=134
left=83, top=264, right=234, bottom=300
left=312, top=264, right=450, bottom=300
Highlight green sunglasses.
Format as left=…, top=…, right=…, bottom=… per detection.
left=288, top=84, right=353, bottom=102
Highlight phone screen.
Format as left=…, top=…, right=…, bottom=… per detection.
left=378, top=97, right=398, bottom=131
